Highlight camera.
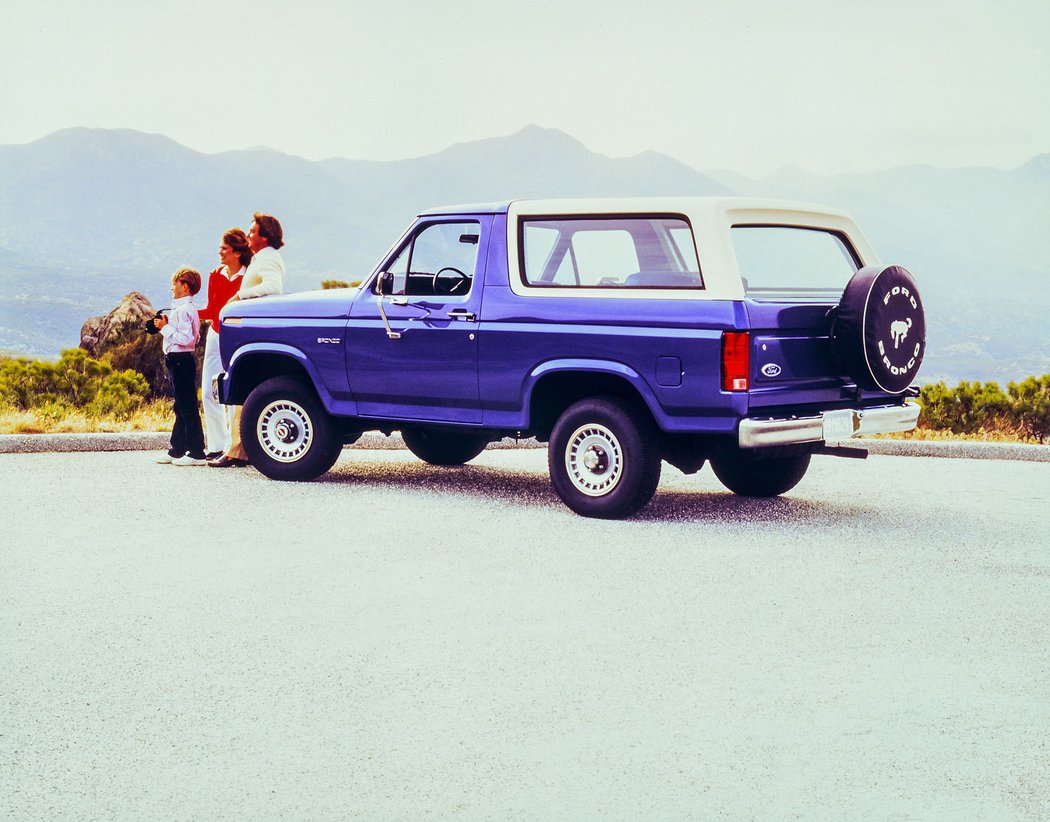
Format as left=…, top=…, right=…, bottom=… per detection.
left=144, top=311, right=167, bottom=334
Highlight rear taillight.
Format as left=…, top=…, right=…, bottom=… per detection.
left=721, top=331, right=750, bottom=392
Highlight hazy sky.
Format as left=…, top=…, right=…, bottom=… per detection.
left=2, top=0, right=1047, bottom=176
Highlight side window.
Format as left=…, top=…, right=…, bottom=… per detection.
left=569, top=230, right=638, bottom=285
left=521, top=216, right=703, bottom=288
left=378, top=221, right=481, bottom=297
left=667, top=226, right=699, bottom=271
left=523, top=225, right=559, bottom=279
left=732, top=226, right=858, bottom=300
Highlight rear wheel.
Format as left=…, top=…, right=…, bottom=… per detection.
left=548, top=396, right=661, bottom=519
left=402, top=427, right=488, bottom=466
left=241, top=377, right=342, bottom=481
left=710, top=449, right=811, bottom=497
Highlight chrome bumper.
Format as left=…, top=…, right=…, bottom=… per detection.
left=738, top=400, right=921, bottom=449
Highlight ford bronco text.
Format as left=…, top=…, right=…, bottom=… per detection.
left=217, top=198, right=925, bottom=518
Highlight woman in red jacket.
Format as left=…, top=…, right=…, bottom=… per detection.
left=198, top=228, right=250, bottom=458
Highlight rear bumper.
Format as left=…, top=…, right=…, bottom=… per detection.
left=738, top=400, right=921, bottom=449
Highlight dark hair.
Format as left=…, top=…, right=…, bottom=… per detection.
left=172, top=267, right=202, bottom=296
left=224, top=228, right=253, bottom=268
left=253, top=212, right=284, bottom=250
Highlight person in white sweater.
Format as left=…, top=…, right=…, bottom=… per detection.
left=226, top=212, right=286, bottom=303
left=209, top=213, right=286, bottom=468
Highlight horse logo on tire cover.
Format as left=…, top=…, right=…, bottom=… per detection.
left=889, top=318, right=912, bottom=349
left=874, top=280, right=923, bottom=381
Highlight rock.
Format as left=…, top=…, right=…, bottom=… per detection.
left=81, top=292, right=156, bottom=355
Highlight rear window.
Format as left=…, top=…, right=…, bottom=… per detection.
left=521, top=216, right=703, bottom=289
left=732, top=226, right=859, bottom=300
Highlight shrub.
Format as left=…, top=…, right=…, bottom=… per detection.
left=321, top=279, right=354, bottom=289
left=1007, top=375, right=1050, bottom=443
left=0, top=358, right=38, bottom=410
left=0, top=349, right=150, bottom=418
left=53, top=348, right=112, bottom=406
left=918, top=380, right=1013, bottom=435
left=103, top=331, right=169, bottom=397
left=86, top=370, right=151, bottom=420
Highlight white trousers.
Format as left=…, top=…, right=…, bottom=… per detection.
left=201, top=327, right=233, bottom=454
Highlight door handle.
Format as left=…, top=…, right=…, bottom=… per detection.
left=447, top=309, right=476, bottom=321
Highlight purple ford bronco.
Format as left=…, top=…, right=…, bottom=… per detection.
left=217, top=197, right=925, bottom=518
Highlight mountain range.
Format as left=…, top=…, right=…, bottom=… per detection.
left=1, top=125, right=1046, bottom=385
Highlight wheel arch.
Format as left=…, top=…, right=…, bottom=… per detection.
left=524, top=360, right=660, bottom=441
left=223, top=345, right=327, bottom=406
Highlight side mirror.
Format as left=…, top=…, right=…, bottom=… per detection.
left=374, top=272, right=402, bottom=340
left=376, top=271, right=394, bottom=296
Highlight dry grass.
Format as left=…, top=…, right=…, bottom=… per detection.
left=876, top=431, right=1030, bottom=443
left=0, top=400, right=173, bottom=434
left=0, top=405, right=1042, bottom=444
left=871, top=423, right=1033, bottom=443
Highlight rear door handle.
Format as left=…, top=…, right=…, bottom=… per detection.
left=447, top=309, right=476, bottom=321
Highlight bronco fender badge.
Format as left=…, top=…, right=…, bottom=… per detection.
left=317, top=337, right=341, bottom=344
left=760, top=363, right=782, bottom=378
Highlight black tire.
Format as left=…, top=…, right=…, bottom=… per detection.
left=548, top=396, right=662, bottom=519
left=401, top=427, right=488, bottom=466
left=241, top=376, right=342, bottom=481
left=831, top=264, right=926, bottom=394
left=710, top=450, right=811, bottom=497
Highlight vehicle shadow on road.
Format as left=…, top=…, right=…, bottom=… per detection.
left=633, top=490, right=877, bottom=526
left=320, top=457, right=883, bottom=525
left=320, top=458, right=560, bottom=507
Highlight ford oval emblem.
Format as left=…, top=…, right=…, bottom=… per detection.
left=761, top=363, right=782, bottom=378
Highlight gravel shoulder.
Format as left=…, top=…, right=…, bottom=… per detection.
left=1, top=431, right=1046, bottom=461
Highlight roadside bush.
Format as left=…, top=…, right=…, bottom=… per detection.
left=918, top=380, right=1013, bottom=435
left=1007, top=375, right=1050, bottom=443
left=102, top=330, right=169, bottom=397
left=0, top=358, right=44, bottom=410
left=86, top=370, right=152, bottom=420
left=33, top=398, right=74, bottom=424
left=917, top=375, right=1050, bottom=442
left=0, top=349, right=150, bottom=419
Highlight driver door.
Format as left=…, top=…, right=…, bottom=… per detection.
left=346, top=217, right=490, bottom=423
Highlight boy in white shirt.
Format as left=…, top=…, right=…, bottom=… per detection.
left=154, top=268, right=207, bottom=465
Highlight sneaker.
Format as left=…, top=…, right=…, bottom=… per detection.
left=172, top=455, right=208, bottom=466
left=155, top=453, right=176, bottom=464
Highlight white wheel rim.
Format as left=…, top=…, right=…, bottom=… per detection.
left=565, top=423, right=623, bottom=497
left=257, top=400, right=313, bottom=463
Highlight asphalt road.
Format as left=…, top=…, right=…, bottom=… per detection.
left=2, top=449, right=1048, bottom=820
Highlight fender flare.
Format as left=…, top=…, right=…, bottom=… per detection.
left=221, top=343, right=335, bottom=407
left=521, top=358, right=663, bottom=427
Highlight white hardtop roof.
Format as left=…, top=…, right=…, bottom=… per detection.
left=413, top=197, right=876, bottom=303
left=421, top=196, right=854, bottom=223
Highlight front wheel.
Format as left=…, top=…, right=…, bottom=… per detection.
left=402, top=427, right=488, bottom=466
left=709, top=450, right=811, bottom=497
left=241, top=377, right=342, bottom=481
left=548, top=396, right=662, bottom=519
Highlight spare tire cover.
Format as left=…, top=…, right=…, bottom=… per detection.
left=831, top=265, right=926, bottom=394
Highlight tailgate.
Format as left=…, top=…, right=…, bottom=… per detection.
left=744, top=300, right=849, bottom=410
